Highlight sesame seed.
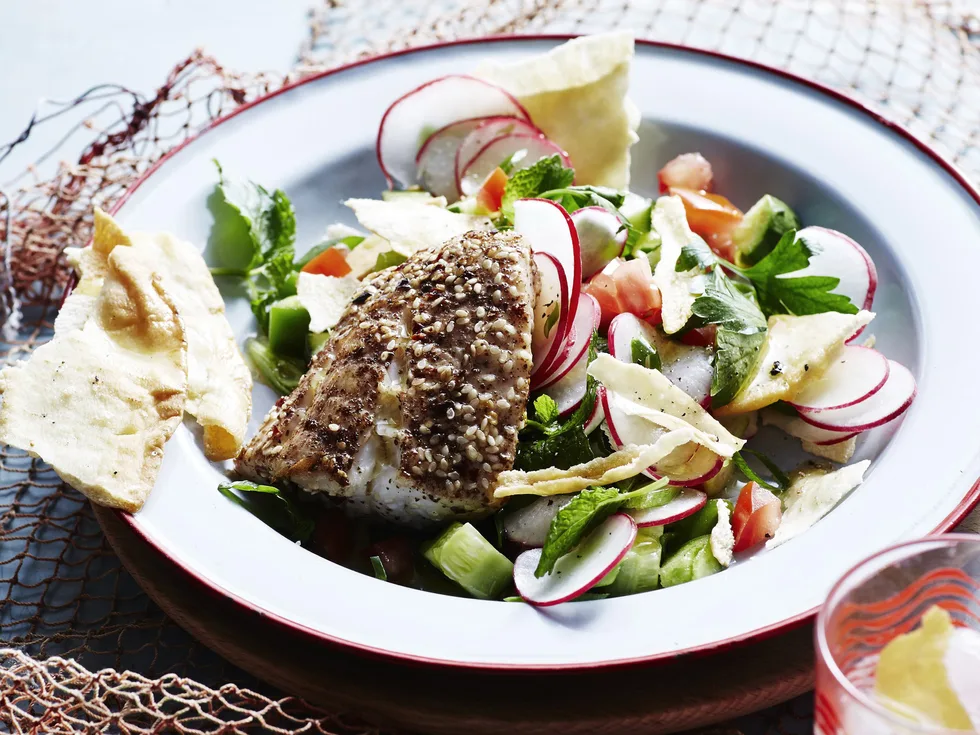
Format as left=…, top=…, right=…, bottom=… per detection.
left=328, top=423, right=340, bottom=432
left=508, top=286, right=519, bottom=298
left=492, top=290, right=503, bottom=303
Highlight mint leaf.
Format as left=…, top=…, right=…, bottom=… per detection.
left=733, top=450, right=791, bottom=493
left=533, top=394, right=559, bottom=425
left=218, top=480, right=314, bottom=542
left=535, top=477, right=670, bottom=577
left=631, top=337, right=661, bottom=371
left=743, top=230, right=859, bottom=317
left=692, top=268, right=768, bottom=408
left=500, top=156, right=575, bottom=220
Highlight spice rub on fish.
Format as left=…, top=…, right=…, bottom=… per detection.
left=236, top=230, right=536, bottom=526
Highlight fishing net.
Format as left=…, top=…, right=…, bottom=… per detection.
left=1, top=1, right=978, bottom=733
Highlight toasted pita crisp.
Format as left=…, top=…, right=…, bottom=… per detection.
left=0, top=246, right=188, bottom=512
left=345, top=198, right=493, bottom=252
left=297, top=271, right=362, bottom=332
left=652, top=196, right=706, bottom=334
left=716, top=310, right=875, bottom=416
left=493, top=430, right=694, bottom=498
left=802, top=437, right=857, bottom=464
left=475, top=31, right=638, bottom=188
left=126, top=230, right=251, bottom=460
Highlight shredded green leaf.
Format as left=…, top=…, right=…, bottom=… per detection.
left=217, top=480, right=314, bottom=542
left=733, top=450, right=791, bottom=493
left=743, top=230, right=859, bottom=317
left=245, top=337, right=306, bottom=395
left=372, top=249, right=408, bottom=273
left=370, top=555, right=388, bottom=581
left=296, top=235, right=365, bottom=268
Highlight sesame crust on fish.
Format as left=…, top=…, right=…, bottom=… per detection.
left=235, top=230, right=536, bottom=525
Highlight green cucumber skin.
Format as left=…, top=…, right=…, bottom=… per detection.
left=733, top=195, right=801, bottom=267
left=607, top=536, right=662, bottom=596
left=659, top=535, right=723, bottom=587
left=423, top=522, right=514, bottom=600
left=268, top=295, right=311, bottom=359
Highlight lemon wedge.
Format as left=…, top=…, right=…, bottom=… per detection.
left=875, top=606, right=973, bottom=729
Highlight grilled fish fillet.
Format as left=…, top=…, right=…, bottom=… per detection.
left=236, top=230, right=536, bottom=526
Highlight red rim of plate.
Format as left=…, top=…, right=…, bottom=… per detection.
left=99, top=35, right=980, bottom=673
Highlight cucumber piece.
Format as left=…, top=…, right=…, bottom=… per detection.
left=309, top=331, right=330, bottom=355
left=423, top=522, right=513, bottom=600
left=663, top=499, right=731, bottom=556
left=267, top=295, right=311, bottom=359
left=731, top=194, right=800, bottom=266
left=620, top=192, right=653, bottom=234
left=381, top=189, right=437, bottom=203
left=607, top=531, right=662, bottom=596
left=659, top=535, right=723, bottom=587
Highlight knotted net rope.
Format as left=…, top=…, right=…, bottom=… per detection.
left=1, top=2, right=978, bottom=733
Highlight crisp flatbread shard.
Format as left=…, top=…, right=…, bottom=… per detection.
left=236, top=230, right=536, bottom=526
left=716, top=310, right=875, bottom=416
left=493, top=431, right=696, bottom=498
left=0, top=245, right=188, bottom=512
left=475, top=31, right=638, bottom=188
left=64, top=209, right=252, bottom=460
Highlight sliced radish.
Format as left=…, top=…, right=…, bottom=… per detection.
left=584, top=400, right=604, bottom=436
left=454, top=117, right=545, bottom=188
left=513, top=513, right=637, bottom=606
left=571, top=206, right=628, bottom=279
left=460, top=134, right=571, bottom=197
left=504, top=495, right=574, bottom=548
left=515, top=199, right=582, bottom=377
left=789, top=345, right=889, bottom=414
left=536, top=293, right=599, bottom=390
left=415, top=118, right=488, bottom=200
left=763, top=408, right=857, bottom=444
left=608, top=313, right=712, bottom=407
left=799, top=359, right=916, bottom=432
left=792, top=226, right=878, bottom=317
left=530, top=252, right=570, bottom=380
left=377, top=75, right=530, bottom=188
left=599, top=386, right=718, bottom=487
left=545, top=345, right=589, bottom=418
left=628, top=488, right=707, bottom=527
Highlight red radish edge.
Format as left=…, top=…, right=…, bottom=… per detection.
left=584, top=400, right=604, bottom=435
left=627, top=489, right=707, bottom=527
left=598, top=386, right=722, bottom=487
left=515, top=199, right=582, bottom=378
left=513, top=514, right=637, bottom=606
left=454, top=117, right=547, bottom=188
left=415, top=116, right=503, bottom=165
left=376, top=74, right=530, bottom=187
left=807, top=226, right=878, bottom=312
left=812, top=432, right=860, bottom=446
left=536, top=293, right=599, bottom=390
left=798, top=360, right=916, bottom=433
left=530, top=252, right=571, bottom=380
left=790, top=346, right=891, bottom=414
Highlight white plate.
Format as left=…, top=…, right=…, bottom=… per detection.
left=109, top=37, right=980, bottom=670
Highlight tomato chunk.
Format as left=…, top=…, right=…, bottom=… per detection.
left=669, top=187, right=743, bottom=262
left=583, top=257, right=662, bottom=329
left=658, top=152, right=713, bottom=193
left=732, top=481, right=783, bottom=552
left=302, top=246, right=352, bottom=278
left=476, top=166, right=508, bottom=213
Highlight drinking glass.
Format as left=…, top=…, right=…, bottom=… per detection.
left=815, top=534, right=980, bottom=735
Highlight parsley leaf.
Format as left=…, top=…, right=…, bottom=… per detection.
left=500, top=156, right=575, bottom=220
left=218, top=480, right=314, bottom=542
left=743, top=230, right=859, bottom=317
left=211, top=161, right=298, bottom=333
left=535, top=477, right=670, bottom=577
left=692, top=268, right=768, bottom=408
left=675, top=235, right=719, bottom=272
left=732, top=449, right=791, bottom=493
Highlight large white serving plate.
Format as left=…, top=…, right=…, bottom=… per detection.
left=108, top=37, right=980, bottom=670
